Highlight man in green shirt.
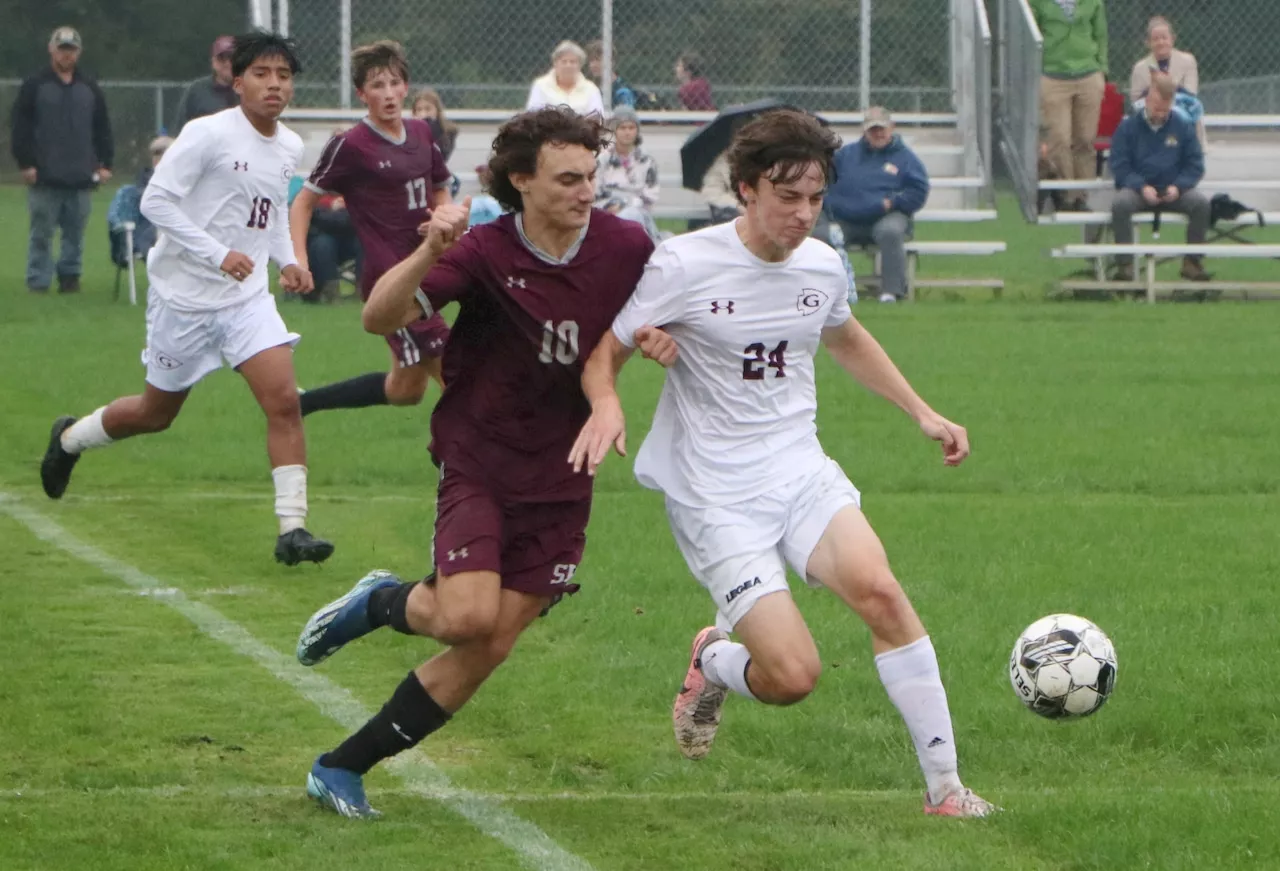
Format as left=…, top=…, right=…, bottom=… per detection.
left=1030, top=0, right=1108, bottom=210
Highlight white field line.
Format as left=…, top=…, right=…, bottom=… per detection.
left=0, top=493, right=593, bottom=871
left=62, top=491, right=420, bottom=504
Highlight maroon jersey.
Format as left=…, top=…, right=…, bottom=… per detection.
left=306, top=118, right=452, bottom=298
left=419, top=211, right=655, bottom=502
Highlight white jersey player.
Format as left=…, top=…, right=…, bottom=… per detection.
left=570, top=109, right=995, bottom=817
left=39, top=33, right=334, bottom=567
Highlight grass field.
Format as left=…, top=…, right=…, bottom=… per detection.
left=2, top=184, right=1280, bottom=870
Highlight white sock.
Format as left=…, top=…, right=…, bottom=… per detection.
left=875, top=635, right=962, bottom=804
left=60, top=407, right=113, bottom=454
left=272, top=464, right=308, bottom=535
left=700, top=639, right=757, bottom=701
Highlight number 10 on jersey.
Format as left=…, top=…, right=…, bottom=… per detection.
left=539, top=320, right=580, bottom=364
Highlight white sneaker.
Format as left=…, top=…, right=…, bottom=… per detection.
left=878, top=292, right=898, bottom=303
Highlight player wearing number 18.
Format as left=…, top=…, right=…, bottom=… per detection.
left=295, top=107, right=655, bottom=818
left=571, top=109, right=995, bottom=817
left=38, top=32, right=334, bottom=566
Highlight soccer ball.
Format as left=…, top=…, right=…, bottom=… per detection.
left=1009, top=614, right=1117, bottom=719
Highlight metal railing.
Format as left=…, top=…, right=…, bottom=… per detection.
left=951, top=0, right=993, bottom=205
left=995, top=0, right=1042, bottom=222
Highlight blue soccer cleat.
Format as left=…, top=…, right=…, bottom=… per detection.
left=306, top=757, right=380, bottom=818
left=296, top=570, right=402, bottom=666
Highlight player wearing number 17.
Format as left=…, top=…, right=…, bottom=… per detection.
left=570, top=109, right=995, bottom=817
left=38, top=33, right=334, bottom=566
left=295, top=108, right=656, bottom=818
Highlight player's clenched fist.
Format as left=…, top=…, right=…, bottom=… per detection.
left=424, top=197, right=472, bottom=257
left=220, top=250, right=256, bottom=282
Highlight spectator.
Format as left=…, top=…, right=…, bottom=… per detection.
left=1094, top=78, right=1125, bottom=176
left=136, top=134, right=173, bottom=190
left=11, top=26, right=113, bottom=294
left=675, top=52, right=715, bottom=110
left=525, top=41, right=604, bottom=117
left=107, top=135, right=172, bottom=270
left=468, top=164, right=505, bottom=227
left=817, top=107, right=930, bottom=303
left=700, top=152, right=740, bottom=224
left=172, top=35, right=239, bottom=134
left=1129, top=16, right=1198, bottom=103
left=594, top=105, right=660, bottom=241
left=1108, top=72, right=1208, bottom=282
left=585, top=40, right=637, bottom=109
left=411, top=87, right=458, bottom=161
left=1029, top=0, right=1108, bottom=211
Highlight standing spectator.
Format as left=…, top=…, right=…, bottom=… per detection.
left=11, top=26, right=113, bottom=294
left=1108, top=73, right=1208, bottom=282
left=675, top=52, right=715, bottom=110
left=526, top=41, right=604, bottom=117
left=595, top=106, right=660, bottom=241
left=172, top=35, right=240, bottom=135
left=1129, top=16, right=1198, bottom=102
left=585, top=40, right=637, bottom=109
left=818, top=107, right=930, bottom=303
left=411, top=87, right=458, bottom=161
left=1029, top=0, right=1108, bottom=211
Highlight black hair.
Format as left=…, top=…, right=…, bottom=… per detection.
left=231, top=32, right=302, bottom=78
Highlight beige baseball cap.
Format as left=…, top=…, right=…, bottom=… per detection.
left=50, top=27, right=82, bottom=49
left=864, top=106, right=893, bottom=129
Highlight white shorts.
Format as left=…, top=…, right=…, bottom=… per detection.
left=665, top=457, right=862, bottom=630
left=141, top=292, right=300, bottom=392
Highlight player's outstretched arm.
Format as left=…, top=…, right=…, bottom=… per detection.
left=822, top=317, right=970, bottom=466
left=363, top=197, right=471, bottom=335
left=570, top=330, right=637, bottom=476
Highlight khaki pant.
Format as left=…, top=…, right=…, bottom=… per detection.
left=1040, top=72, right=1104, bottom=202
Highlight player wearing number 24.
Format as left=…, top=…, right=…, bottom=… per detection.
left=294, top=107, right=674, bottom=818
left=570, top=109, right=996, bottom=817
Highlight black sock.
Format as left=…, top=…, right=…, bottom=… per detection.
left=299, top=372, right=387, bottom=416
left=367, top=576, right=434, bottom=636
left=320, top=671, right=451, bottom=775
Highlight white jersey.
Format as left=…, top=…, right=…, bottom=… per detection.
left=142, top=108, right=303, bottom=312
left=611, top=221, right=853, bottom=508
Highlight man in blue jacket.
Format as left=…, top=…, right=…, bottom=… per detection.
left=817, top=107, right=930, bottom=302
left=1108, top=72, right=1209, bottom=282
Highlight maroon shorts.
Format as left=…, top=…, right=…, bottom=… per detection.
left=387, top=315, right=449, bottom=368
left=432, top=464, right=591, bottom=601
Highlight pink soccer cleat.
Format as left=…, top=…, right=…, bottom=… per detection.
left=923, top=787, right=999, bottom=818
left=672, top=626, right=729, bottom=760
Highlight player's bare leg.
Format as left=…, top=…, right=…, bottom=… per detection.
left=41, top=384, right=189, bottom=499
left=237, top=344, right=333, bottom=565
left=384, top=355, right=443, bottom=405
left=805, top=505, right=994, bottom=816
left=305, top=584, right=545, bottom=818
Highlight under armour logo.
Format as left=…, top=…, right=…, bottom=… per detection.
left=447, top=547, right=469, bottom=561
left=233, top=161, right=248, bottom=171
left=506, top=276, right=527, bottom=289
left=710, top=300, right=735, bottom=314
left=378, top=160, right=392, bottom=169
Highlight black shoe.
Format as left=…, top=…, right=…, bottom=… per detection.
left=275, top=528, right=335, bottom=566
left=58, top=275, right=80, bottom=293
left=41, top=416, right=81, bottom=499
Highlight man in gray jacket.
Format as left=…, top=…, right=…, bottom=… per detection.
left=172, top=35, right=240, bottom=134
left=11, top=27, right=114, bottom=294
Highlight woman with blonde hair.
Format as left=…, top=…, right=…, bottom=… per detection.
left=1129, top=16, right=1198, bottom=103
left=411, top=87, right=458, bottom=161
left=525, top=40, right=604, bottom=116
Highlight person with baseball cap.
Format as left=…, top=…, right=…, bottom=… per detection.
left=172, top=35, right=241, bottom=134
left=10, top=26, right=114, bottom=293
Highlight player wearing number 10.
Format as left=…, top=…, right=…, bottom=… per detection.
left=572, top=109, right=995, bottom=817
left=38, top=32, right=334, bottom=567
left=295, top=107, right=655, bottom=818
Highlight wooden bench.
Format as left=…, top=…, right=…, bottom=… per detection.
left=901, top=241, right=1007, bottom=300
left=1050, top=243, right=1280, bottom=303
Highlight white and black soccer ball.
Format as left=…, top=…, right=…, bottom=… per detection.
left=1009, top=614, right=1117, bottom=719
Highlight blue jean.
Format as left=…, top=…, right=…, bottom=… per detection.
left=28, top=186, right=93, bottom=289
left=814, top=211, right=913, bottom=299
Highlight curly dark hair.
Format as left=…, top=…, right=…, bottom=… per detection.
left=231, top=32, right=302, bottom=79
left=351, top=40, right=409, bottom=90
left=727, top=109, right=841, bottom=205
left=488, top=107, right=610, bottom=213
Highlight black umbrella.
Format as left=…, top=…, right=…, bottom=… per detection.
left=680, top=98, right=820, bottom=191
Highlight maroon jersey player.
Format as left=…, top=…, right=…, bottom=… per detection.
left=294, top=107, right=664, bottom=818
left=289, top=41, right=453, bottom=416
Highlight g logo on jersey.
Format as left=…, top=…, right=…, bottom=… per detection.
left=796, top=288, right=829, bottom=315
left=280, top=165, right=293, bottom=181
left=150, top=351, right=183, bottom=370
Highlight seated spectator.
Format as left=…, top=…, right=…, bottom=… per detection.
left=526, top=41, right=604, bottom=116
left=675, top=52, right=715, bottom=110
left=305, top=191, right=362, bottom=304
left=1108, top=72, right=1208, bottom=282
left=469, top=164, right=505, bottom=228
left=1094, top=79, right=1125, bottom=176
left=411, top=87, right=458, bottom=161
left=594, top=106, right=659, bottom=241
left=817, top=107, right=930, bottom=302
left=108, top=135, right=172, bottom=267
left=1129, top=16, right=1198, bottom=102
left=585, top=40, right=636, bottom=108
left=700, top=152, right=740, bottom=224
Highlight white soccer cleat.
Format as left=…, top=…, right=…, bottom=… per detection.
left=923, top=786, right=999, bottom=818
